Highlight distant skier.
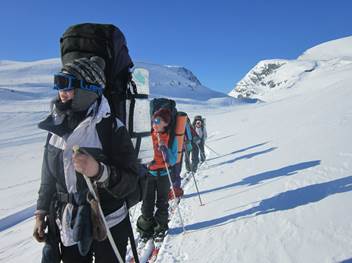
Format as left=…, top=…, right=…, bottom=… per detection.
left=191, top=115, right=207, bottom=172
left=136, top=108, right=178, bottom=240
left=33, top=57, right=139, bottom=263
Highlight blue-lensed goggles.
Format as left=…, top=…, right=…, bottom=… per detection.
left=53, top=73, right=103, bottom=96
left=153, top=117, right=161, bottom=125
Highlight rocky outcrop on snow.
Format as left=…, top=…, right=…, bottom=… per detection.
left=229, top=36, right=352, bottom=101
left=229, top=59, right=317, bottom=99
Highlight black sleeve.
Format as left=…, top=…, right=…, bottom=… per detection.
left=36, top=134, right=57, bottom=212
left=104, top=125, right=139, bottom=199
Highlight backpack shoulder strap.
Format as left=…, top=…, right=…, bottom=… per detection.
left=96, top=116, right=114, bottom=158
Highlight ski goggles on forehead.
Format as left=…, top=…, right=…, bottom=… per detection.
left=53, top=73, right=104, bottom=96
left=153, top=117, right=161, bottom=125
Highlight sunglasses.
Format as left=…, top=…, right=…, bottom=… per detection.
left=53, top=73, right=104, bottom=96
left=153, top=118, right=161, bottom=125
left=196, top=121, right=202, bottom=125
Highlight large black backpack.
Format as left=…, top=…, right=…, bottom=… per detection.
left=61, top=23, right=133, bottom=126
left=60, top=23, right=150, bottom=151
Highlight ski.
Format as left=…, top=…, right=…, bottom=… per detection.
left=128, top=237, right=146, bottom=263
left=147, top=237, right=165, bottom=263
left=168, top=196, right=182, bottom=216
left=129, top=238, right=154, bottom=263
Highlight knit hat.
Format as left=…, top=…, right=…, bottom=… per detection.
left=152, top=108, right=171, bottom=124
left=60, top=56, right=106, bottom=112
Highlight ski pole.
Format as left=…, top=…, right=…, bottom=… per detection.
left=191, top=171, right=204, bottom=206
left=204, top=142, right=220, bottom=157
left=184, top=149, right=204, bottom=206
left=72, top=146, right=124, bottom=263
left=156, top=134, right=186, bottom=233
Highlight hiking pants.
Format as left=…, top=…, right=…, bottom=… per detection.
left=171, top=154, right=183, bottom=188
left=199, top=140, right=206, bottom=162
left=191, top=142, right=199, bottom=172
left=141, top=173, right=170, bottom=227
left=184, top=150, right=192, bottom=172
left=60, top=216, right=129, bottom=263
left=191, top=140, right=206, bottom=172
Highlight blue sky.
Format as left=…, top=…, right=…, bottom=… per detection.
left=1, top=0, right=352, bottom=93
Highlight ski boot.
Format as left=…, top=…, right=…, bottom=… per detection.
left=153, top=223, right=168, bottom=242
left=136, top=215, right=156, bottom=241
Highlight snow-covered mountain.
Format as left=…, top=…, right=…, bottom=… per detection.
left=229, top=36, right=352, bottom=101
left=137, top=62, right=226, bottom=100
left=0, top=59, right=227, bottom=101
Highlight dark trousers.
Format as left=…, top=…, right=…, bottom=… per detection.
left=191, top=140, right=206, bottom=172
left=61, top=216, right=129, bottom=263
left=184, top=150, right=192, bottom=172
left=141, top=174, right=170, bottom=227
left=171, top=154, right=183, bottom=188
left=199, top=140, right=206, bottom=162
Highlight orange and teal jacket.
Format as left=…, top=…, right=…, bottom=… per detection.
left=148, top=130, right=178, bottom=176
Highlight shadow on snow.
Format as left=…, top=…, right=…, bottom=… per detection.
left=185, top=160, right=321, bottom=199
left=206, top=142, right=269, bottom=162
left=207, top=147, right=277, bottom=169
left=171, top=174, right=352, bottom=235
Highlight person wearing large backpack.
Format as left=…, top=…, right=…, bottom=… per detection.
left=33, top=57, right=139, bottom=263
left=169, top=118, right=193, bottom=199
left=136, top=108, right=178, bottom=241
left=191, top=115, right=207, bottom=172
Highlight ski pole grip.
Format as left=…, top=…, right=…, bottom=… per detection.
left=72, top=145, right=81, bottom=154
left=72, top=145, right=89, bottom=155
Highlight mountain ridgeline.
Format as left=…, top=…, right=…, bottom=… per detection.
left=0, top=59, right=227, bottom=101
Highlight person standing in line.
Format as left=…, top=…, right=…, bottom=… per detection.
left=184, top=117, right=195, bottom=174
left=191, top=115, right=207, bottom=172
left=33, top=57, right=139, bottom=263
left=136, top=108, right=178, bottom=240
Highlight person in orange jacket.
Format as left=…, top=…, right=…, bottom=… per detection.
left=136, top=108, right=178, bottom=240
